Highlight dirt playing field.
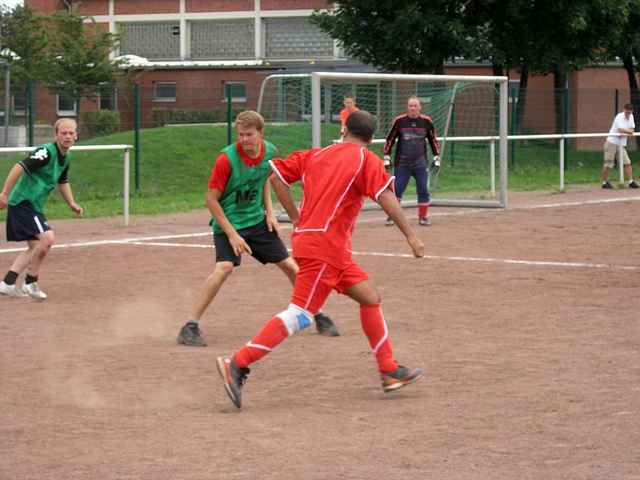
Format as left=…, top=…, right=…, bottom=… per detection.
left=1, top=188, right=639, bottom=480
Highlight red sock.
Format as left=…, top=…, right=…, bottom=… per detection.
left=234, top=316, right=289, bottom=368
left=360, top=304, right=397, bottom=373
left=418, top=204, right=429, bottom=218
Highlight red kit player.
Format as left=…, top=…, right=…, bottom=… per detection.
left=217, top=110, right=425, bottom=409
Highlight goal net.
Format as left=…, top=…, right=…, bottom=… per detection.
left=258, top=72, right=508, bottom=208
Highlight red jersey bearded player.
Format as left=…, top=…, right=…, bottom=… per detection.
left=216, top=110, right=425, bottom=409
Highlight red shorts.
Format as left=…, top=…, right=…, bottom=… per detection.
left=291, top=257, right=369, bottom=314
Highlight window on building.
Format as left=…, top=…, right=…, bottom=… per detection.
left=190, top=20, right=255, bottom=60
left=264, top=17, right=334, bottom=59
left=99, top=84, right=117, bottom=111
left=153, top=82, right=177, bottom=102
left=223, top=82, right=247, bottom=103
left=57, top=91, right=77, bottom=116
left=118, top=22, right=180, bottom=60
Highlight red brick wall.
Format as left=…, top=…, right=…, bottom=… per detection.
left=24, top=0, right=59, bottom=12
left=261, top=0, right=329, bottom=9
left=77, top=0, right=109, bottom=15
left=114, top=0, right=180, bottom=14
left=187, top=0, right=254, bottom=12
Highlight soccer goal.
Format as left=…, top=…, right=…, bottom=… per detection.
left=0, top=145, right=133, bottom=225
left=258, top=72, right=508, bottom=208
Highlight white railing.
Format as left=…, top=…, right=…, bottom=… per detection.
left=0, top=145, right=133, bottom=225
left=370, top=132, right=636, bottom=194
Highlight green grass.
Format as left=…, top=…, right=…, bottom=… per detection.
left=0, top=125, right=608, bottom=221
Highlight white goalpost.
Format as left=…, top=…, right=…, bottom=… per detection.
left=0, top=145, right=133, bottom=225
left=258, top=71, right=508, bottom=209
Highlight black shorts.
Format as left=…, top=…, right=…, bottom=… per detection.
left=214, top=218, right=289, bottom=267
left=6, top=201, right=51, bottom=242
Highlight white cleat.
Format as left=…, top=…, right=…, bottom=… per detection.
left=0, top=281, right=28, bottom=298
left=22, top=282, right=47, bottom=300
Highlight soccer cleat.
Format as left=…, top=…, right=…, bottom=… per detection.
left=418, top=217, right=431, bottom=226
left=629, top=180, right=639, bottom=189
left=384, top=216, right=394, bottom=226
left=314, top=312, right=340, bottom=337
left=381, top=365, right=424, bottom=393
left=602, top=181, right=614, bottom=189
left=0, top=281, right=27, bottom=298
left=177, top=322, right=207, bottom=347
left=22, top=282, right=47, bottom=300
left=216, top=356, right=250, bottom=409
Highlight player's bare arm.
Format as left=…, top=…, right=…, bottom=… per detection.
left=262, top=176, right=279, bottom=234
left=269, top=173, right=300, bottom=226
left=206, top=188, right=252, bottom=256
left=0, top=164, right=25, bottom=209
left=377, top=189, right=424, bottom=258
left=58, top=183, right=83, bottom=217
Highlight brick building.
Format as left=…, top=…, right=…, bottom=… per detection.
left=22, top=0, right=640, bottom=149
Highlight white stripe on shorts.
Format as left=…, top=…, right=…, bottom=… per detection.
left=33, top=215, right=45, bottom=234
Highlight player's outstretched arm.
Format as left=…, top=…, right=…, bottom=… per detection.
left=269, top=173, right=300, bottom=226
left=0, top=164, right=24, bottom=209
left=58, top=182, right=83, bottom=217
left=378, top=189, right=424, bottom=258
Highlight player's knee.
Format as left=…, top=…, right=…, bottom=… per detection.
left=276, top=304, right=314, bottom=336
left=40, top=231, right=55, bottom=249
left=215, top=262, right=234, bottom=278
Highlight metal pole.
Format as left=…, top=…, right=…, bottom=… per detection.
left=226, top=84, right=232, bottom=145
left=563, top=87, right=569, bottom=169
left=4, top=64, right=10, bottom=147
left=499, top=80, right=509, bottom=208
left=311, top=73, right=321, bottom=148
left=490, top=139, right=496, bottom=196
left=133, top=83, right=141, bottom=192
left=124, top=148, right=130, bottom=226
left=27, top=81, right=34, bottom=146
left=559, top=137, right=565, bottom=191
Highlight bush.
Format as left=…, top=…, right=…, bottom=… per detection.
left=150, top=107, right=243, bottom=127
left=82, top=110, right=120, bottom=137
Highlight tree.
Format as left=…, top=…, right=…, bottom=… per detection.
left=311, top=0, right=470, bottom=74
left=43, top=8, right=122, bottom=122
left=0, top=5, right=50, bottom=85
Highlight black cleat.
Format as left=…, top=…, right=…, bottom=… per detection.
left=216, top=356, right=250, bottom=409
left=381, top=365, right=424, bottom=393
left=602, top=181, right=614, bottom=189
left=314, top=312, right=340, bottom=337
left=177, top=322, right=207, bottom=347
left=629, top=180, right=639, bottom=189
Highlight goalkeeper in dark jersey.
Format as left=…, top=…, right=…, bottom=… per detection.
left=0, top=118, right=83, bottom=300
left=383, top=96, right=440, bottom=226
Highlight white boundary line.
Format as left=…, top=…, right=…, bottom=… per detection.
left=2, top=195, right=640, bottom=271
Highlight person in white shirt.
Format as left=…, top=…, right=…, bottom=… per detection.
left=602, top=103, right=639, bottom=189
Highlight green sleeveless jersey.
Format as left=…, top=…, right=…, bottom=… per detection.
left=9, top=143, right=70, bottom=214
left=212, top=141, right=277, bottom=234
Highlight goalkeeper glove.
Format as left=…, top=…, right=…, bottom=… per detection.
left=430, top=155, right=441, bottom=170
left=383, top=155, right=392, bottom=167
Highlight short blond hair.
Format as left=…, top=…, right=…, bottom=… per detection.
left=235, top=111, right=264, bottom=132
left=54, top=118, right=77, bottom=133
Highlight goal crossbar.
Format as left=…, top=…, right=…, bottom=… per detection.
left=0, top=145, right=133, bottom=226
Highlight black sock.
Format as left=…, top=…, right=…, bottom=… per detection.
left=4, top=271, right=18, bottom=286
left=25, top=274, right=38, bottom=285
